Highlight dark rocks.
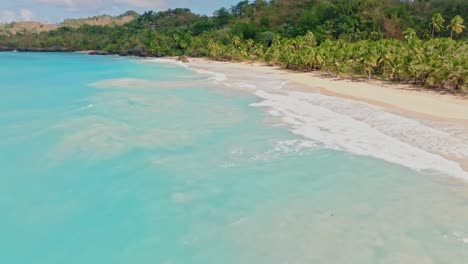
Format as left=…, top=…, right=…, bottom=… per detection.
left=177, top=55, right=189, bottom=63
left=118, top=50, right=130, bottom=56
left=4, top=45, right=152, bottom=58
left=121, top=45, right=151, bottom=57
left=88, top=50, right=110, bottom=55
left=15, top=47, right=75, bottom=52
left=0, top=46, right=14, bottom=52
left=90, top=46, right=151, bottom=57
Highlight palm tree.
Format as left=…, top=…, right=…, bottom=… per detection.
left=447, top=15, right=465, bottom=39
left=431, top=13, right=445, bottom=38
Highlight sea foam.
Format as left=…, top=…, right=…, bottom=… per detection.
left=252, top=90, right=468, bottom=179
left=183, top=60, right=468, bottom=180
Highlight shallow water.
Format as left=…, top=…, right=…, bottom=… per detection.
left=1, top=53, right=468, bottom=264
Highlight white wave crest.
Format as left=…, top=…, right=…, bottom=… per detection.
left=143, top=58, right=189, bottom=68
left=149, top=58, right=468, bottom=180
left=190, top=68, right=228, bottom=82
left=252, top=90, right=468, bottom=179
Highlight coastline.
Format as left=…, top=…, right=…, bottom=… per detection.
left=186, top=57, right=468, bottom=123
left=176, top=57, right=468, bottom=177
left=3, top=49, right=466, bottom=120
left=3, top=51, right=467, bottom=176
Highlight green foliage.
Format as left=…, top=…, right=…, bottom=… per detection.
left=1, top=0, right=467, bottom=91
left=448, top=15, right=466, bottom=39
left=265, top=36, right=467, bottom=90
left=231, top=22, right=260, bottom=40
left=431, top=13, right=445, bottom=38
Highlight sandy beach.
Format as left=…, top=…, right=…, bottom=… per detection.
left=179, top=57, right=468, bottom=176
left=187, top=58, right=468, bottom=122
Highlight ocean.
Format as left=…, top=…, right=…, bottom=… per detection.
left=1, top=52, right=467, bottom=263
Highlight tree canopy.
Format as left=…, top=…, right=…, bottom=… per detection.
left=0, top=0, right=466, bottom=90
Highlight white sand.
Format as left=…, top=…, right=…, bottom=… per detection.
left=188, top=58, right=468, bottom=122
left=180, top=57, right=468, bottom=177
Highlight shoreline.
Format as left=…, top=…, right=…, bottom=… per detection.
left=178, top=57, right=468, bottom=177
left=3, top=51, right=468, bottom=175
left=185, top=57, right=468, bottom=123
left=3, top=49, right=466, bottom=119
left=3, top=49, right=466, bottom=110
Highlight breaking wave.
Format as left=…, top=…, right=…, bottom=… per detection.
left=184, top=60, right=468, bottom=180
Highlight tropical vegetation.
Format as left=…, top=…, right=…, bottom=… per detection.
left=0, top=0, right=467, bottom=90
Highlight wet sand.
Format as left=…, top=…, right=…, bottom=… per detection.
left=180, top=57, right=468, bottom=175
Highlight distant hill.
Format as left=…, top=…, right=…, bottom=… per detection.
left=60, top=14, right=136, bottom=28
left=0, top=12, right=138, bottom=35
left=0, top=21, right=58, bottom=35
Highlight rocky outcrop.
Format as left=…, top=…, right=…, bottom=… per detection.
left=118, top=46, right=151, bottom=57
left=177, top=56, right=189, bottom=63
left=3, top=45, right=152, bottom=57
left=88, top=50, right=110, bottom=55
left=15, top=47, right=75, bottom=52
left=0, top=46, right=14, bottom=52
left=89, top=46, right=151, bottom=57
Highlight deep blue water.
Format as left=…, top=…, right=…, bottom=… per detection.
left=1, top=52, right=468, bottom=263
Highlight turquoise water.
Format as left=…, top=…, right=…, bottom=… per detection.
left=1, top=52, right=468, bottom=263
